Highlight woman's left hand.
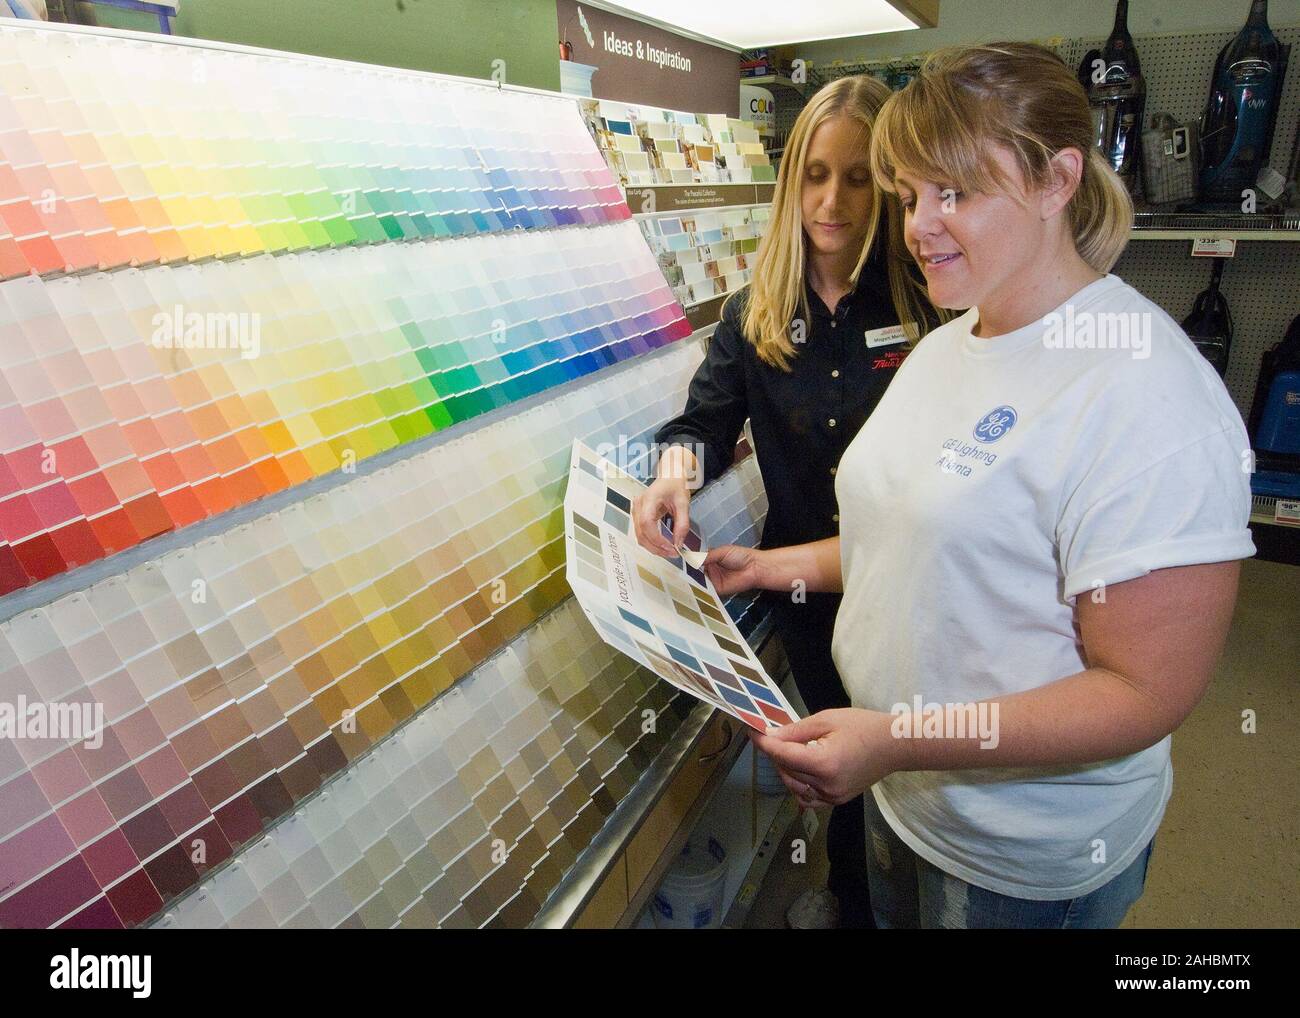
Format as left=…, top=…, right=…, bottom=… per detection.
left=750, top=709, right=899, bottom=809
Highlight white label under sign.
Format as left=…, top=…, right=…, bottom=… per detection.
left=1192, top=237, right=1237, bottom=257
left=864, top=323, right=909, bottom=348
left=1257, top=166, right=1287, bottom=200
left=1276, top=499, right=1300, bottom=524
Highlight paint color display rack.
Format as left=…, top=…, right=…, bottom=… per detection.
left=0, top=329, right=723, bottom=928
left=0, top=227, right=687, bottom=595
left=0, top=31, right=634, bottom=282
left=150, top=453, right=772, bottom=930
left=0, top=21, right=780, bottom=930
left=638, top=205, right=771, bottom=311
left=0, top=21, right=695, bottom=595
left=580, top=98, right=775, bottom=189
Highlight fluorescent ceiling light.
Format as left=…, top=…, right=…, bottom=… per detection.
left=593, top=1, right=921, bottom=49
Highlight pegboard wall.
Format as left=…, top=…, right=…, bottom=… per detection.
left=809, top=37, right=1071, bottom=83
left=1114, top=243, right=1292, bottom=416
left=796, top=25, right=1300, bottom=419
left=1069, top=25, right=1300, bottom=419
left=773, top=87, right=802, bottom=151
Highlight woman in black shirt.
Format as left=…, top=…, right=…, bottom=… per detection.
left=632, top=75, right=939, bottom=929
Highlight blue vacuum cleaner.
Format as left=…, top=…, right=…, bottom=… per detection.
left=1248, top=312, right=1300, bottom=498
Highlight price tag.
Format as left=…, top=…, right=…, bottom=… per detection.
left=1191, top=237, right=1237, bottom=257
left=1275, top=499, right=1300, bottom=524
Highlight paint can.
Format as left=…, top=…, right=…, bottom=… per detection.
left=651, top=835, right=728, bottom=929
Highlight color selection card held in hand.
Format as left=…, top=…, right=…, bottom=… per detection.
left=563, top=441, right=799, bottom=732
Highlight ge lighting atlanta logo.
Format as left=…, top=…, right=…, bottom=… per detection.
left=973, top=406, right=1017, bottom=443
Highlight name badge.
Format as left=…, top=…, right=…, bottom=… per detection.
left=864, top=324, right=909, bottom=348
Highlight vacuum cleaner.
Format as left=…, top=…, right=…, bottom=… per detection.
left=1078, top=0, right=1146, bottom=198
left=1248, top=312, right=1300, bottom=499
left=1182, top=258, right=1233, bottom=377
left=1199, top=0, right=1290, bottom=208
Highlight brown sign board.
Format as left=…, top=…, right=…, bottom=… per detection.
left=557, top=1, right=740, bottom=116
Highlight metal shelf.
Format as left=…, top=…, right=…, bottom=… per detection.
left=1250, top=494, right=1300, bottom=530
left=1130, top=211, right=1300, bottom=242
left=1250, top=513, right=1300, bottom=529
left=742, top=73, right=808, bottom=96
left=1131, top=231, right=1300, bottom=241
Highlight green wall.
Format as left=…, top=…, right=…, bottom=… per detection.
left=75, top=0, right=560, bottom=89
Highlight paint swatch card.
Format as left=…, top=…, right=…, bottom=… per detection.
left=564, top=441, right=798, bottom=732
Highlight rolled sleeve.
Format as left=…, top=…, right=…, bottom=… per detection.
left=1058, top=426, right=1256, bottom=600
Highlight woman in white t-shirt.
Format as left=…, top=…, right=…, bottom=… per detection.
left=703, top=42, right=1255, bottom=929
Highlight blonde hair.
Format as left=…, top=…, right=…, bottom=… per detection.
left=734, top=75, right=936, bottom=371
left=868, top=43, right=1132, bottom=275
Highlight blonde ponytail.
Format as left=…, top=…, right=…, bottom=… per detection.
left=1072, top=147, right=1133, bottom=273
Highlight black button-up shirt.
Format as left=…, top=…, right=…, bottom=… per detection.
left=655, top=246, right=913, bottom=549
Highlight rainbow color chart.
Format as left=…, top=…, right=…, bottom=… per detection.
left=0, top=25, right=691, bottom=592
left=0, top=28, right=629, bottom=278
left=0, top=225, right=688, bottom=591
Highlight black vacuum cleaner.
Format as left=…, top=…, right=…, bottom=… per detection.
left=1182, top=258, right=1233, bottom=377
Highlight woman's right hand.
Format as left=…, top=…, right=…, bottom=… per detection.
left=703, top=544, right=767, bottom=597
left=632, top=473, right=692, bottom=558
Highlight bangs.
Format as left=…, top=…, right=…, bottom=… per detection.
left=869, top=77, right=1019, bottom=198
left=866, top=41, right=1131, bottom=274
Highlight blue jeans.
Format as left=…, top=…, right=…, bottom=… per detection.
left=864, top=793, right=1153, bottom=929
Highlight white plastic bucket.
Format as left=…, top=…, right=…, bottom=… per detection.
left=651, top=835, right=728, bottom=929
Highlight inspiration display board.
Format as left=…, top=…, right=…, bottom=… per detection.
left=639, top=205, right=771, bottom=309
left=564, top=442, right=797, bottom=732
left=0, top=23, right=721, bottom=930
left=581, top=99, right=774, bottom=188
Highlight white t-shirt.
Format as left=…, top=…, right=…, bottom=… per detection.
left=832, top=273, right=1255, bottom=899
